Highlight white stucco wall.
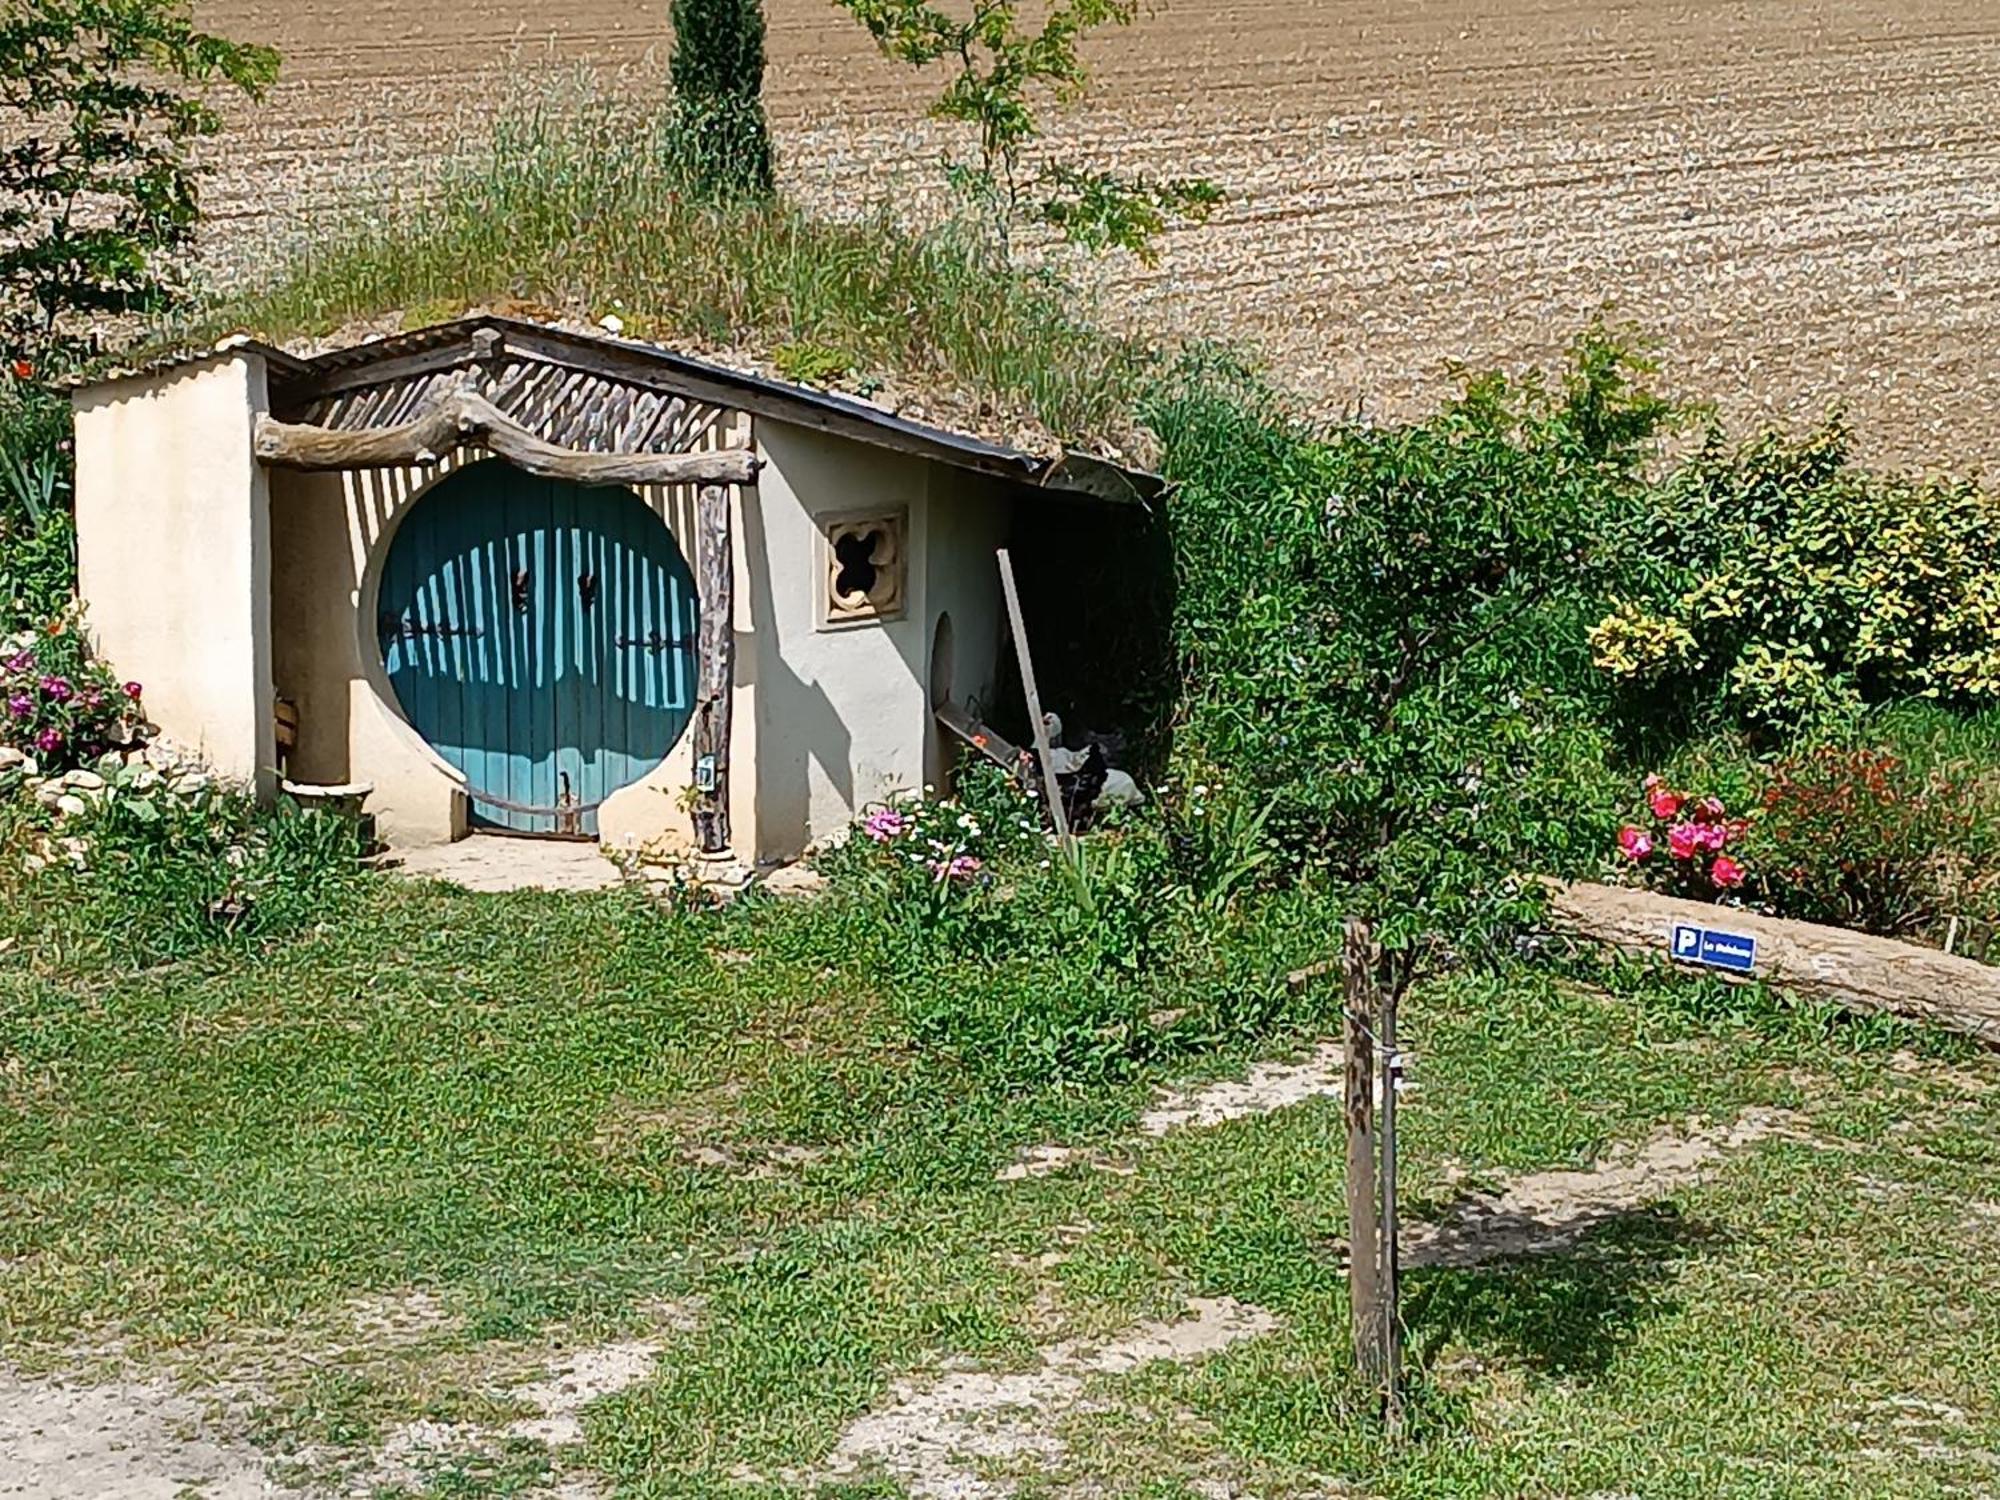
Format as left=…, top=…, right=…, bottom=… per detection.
left=747, top=419, right=937, bottom=861
left=72, top=354, right=276, bottom=796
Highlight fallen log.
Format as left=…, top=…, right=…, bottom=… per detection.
left=1542, top=879, right=2000, bottom=1048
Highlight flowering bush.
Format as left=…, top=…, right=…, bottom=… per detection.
left=1615, top=773, right=1749, bottom=899
left=1745, top=746, right=1999, bottom=938
left=1, top=615, right=144, bottom=773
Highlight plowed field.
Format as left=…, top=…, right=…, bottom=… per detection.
left=193, top=0, right=2000, bottom=465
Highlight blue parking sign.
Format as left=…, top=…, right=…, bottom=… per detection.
left=1671, top=922, right=1758, bottom=973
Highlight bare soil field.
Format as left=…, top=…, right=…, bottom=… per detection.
left=192, top=0, right=2000, bottom=466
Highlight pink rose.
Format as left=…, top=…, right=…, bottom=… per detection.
left=1618, top=825, right=1654, bottom=860
left=122, top=681, right=143, bottom=701
left=34, top=726, right=62, bottom=753
left=1667, top=822, right=1700, bottom=861
left=1711, top=855, right=1746, bottom=888
left=1649, top=788, right=1684, bottom=820
left=1692, top=822, right=1728, bottom=852
left=1693, top=796, right=1726, bottom=825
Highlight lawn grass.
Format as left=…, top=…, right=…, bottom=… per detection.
left=5, top=871, right=1999, bottom=1498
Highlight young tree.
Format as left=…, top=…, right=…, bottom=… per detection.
left=832, top=0, right=1220, bottom=263
left=0, top=0, right=279, bottom=366
left=670, top=0, right=776, bottom=197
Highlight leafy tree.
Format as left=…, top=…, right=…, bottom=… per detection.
left=1154, top=326, right=1675, bottom=1002
left=670, top=0, right=775, bottom=197
left=832, top=0, right=1220, bottom=262
left=0, top=0, right=279, bottom=366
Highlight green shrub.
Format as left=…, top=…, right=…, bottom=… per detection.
left=0, top=377, right=75, bottom=630
left=1746, top=744, right=2000, bottom=938
left=668, top=0, right=775, bottom=197
left=1149, top=327, right=1664, bottom=988
left=1, top=613, right=143, bottom=769
left=1590, top=419, right=2000, bottom=733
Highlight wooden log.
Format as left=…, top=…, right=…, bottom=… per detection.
left=1542, top=879, right=2000, bottom=1047
left=690, top=482, right=735, bottom=854
left=1343, top=917, right=1384, bottom=1391
left=254, top=388, right=759, bottom=487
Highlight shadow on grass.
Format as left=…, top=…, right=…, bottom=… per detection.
left=1405, top=1203, right=1727, bottom=1379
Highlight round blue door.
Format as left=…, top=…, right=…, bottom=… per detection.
left=377, top=460, right=700, bottom=836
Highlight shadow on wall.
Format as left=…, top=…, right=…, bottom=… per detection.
left=738, top=487, right=852, bottom=859
left=993, top=497, right=1176, bottom=777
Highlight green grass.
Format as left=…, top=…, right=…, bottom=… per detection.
left=5, top=869, right=1999, bottom=1498
left=175, top=74, right=1165, bottom=455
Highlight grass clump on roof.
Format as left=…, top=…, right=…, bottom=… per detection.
left=183, top=74, right=1168, bottom=459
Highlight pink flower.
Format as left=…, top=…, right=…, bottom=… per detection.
left=5, top=693, right=30, bottom=719
left=34, top=726, right=62, bottom=753
left=1711, top=855, right=1746, bottom=888
left=38, top=675, right=72, bottom=703
left=1643, top=772, right=1664, bottom=791
left=1617, top=825, right=1654, bottom=860
left=1691, top=821, right=1729, bottom=853
left=1, top=650, right=30, bottom=673
left=1692, top=796, right=1726, bottom=825
left=122, top=681, right=143, bottom=701
left=1649, top=787, right=1684, bottom=820
left=863, top=807, right=909, bottom=844
left=927, top=854, right=982, bottom=883
left=1667, top=822, right=1700, bottom=861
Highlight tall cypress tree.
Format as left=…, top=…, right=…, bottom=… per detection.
left=669, top=0, right=774, bottom=196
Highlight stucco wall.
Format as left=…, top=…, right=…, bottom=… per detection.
left=746, top=419, right=940, bottom=861
left=72, top=354, right=276, bottom=796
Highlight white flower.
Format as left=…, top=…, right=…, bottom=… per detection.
left=1192, top=785, right=1209, bottom=797
left=599, top=313, right=626, bottom=335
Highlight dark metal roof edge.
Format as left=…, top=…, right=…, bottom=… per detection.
left=279, top=315, right=1156, bottom=501
left=63, top=337, right=313, bottom=393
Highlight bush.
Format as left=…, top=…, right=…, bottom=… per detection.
left=1149, top=326, right=1666, bottom=988
left=1746, top=745, right=2000, bottom=938
left=1, top=614, right=144, bottom=770
left=1590, top=419, right=2000, bottom=733
left=1610, top=773, right=1750, bottom=899
left=0, top=376, right=75, bottom=630
left=668, top=0, right=775, bottom=197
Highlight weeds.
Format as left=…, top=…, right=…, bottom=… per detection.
left=181, top=73, right=1163, bottom=451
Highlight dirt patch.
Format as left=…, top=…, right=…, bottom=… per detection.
left=1405, top=1108, right=1798, bottom=1269
left=0, top=1366, right=288, bottom=1500
left=1000, top=1044, right=1343, bottom=1181
left=814, top=1297, right=1279, bottom=1500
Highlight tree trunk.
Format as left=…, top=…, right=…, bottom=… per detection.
left=1343, top=917, right=1384, bottom=1389
left=691, top=482, right=735, bottom=853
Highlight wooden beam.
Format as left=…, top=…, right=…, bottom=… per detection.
left=254, top=386, right=759, bottom=487
left=998, top=547, right=1071, bottom=847
left=691, top=482, right=736, bottom=854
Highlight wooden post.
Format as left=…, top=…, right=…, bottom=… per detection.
left=1379, top=974, right=1404, bottom=1431
left=692, top=482, right=734, bottom=853
left=997, top=548, right=1071, bottom=847
left=1343, top=916, right=1383, bottom=1392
